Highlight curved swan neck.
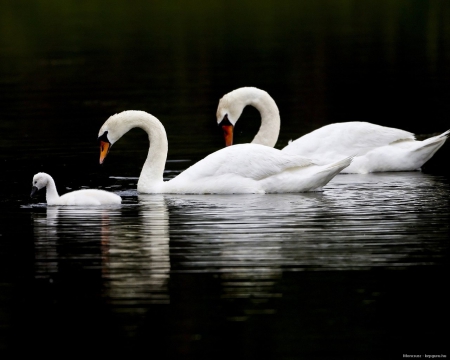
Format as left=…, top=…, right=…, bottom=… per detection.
left=139, top=116, right=167, bottom=192
left=104, top=111, right=168, bottom=193
left=249, top=90, right=280, bottom=147
left=220, top=87, right=280, bottom=147
left=44, top=175, right=60, bottom=205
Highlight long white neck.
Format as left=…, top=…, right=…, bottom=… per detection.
left=138, top=115, right=168, bottom=193
left=249, top=90, right=280, bottom=147
left=221, top=88, right=280, bottom=147
left=44, top=175, right=60, bottom=205
left=107, top=111, right=168, bottom=193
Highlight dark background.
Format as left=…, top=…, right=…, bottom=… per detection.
left=1, top=1, right=449, bottom=181
left=0, top=1, right=449, bottom=359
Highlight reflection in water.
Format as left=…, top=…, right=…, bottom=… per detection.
left=33, top=206, right=59, bottom=279
left=165, top=171, right=449, bottom=272
left=25, top=172, right=450, bottom=355
left=32, top=197, right=171, bottom=308
left=32, top=171, right=449, bottom=298
left=160, top=172, right=448, bottom=321
left=4, top=0, right=447, bottom=354
left=106, top=195, right=170, bottom=306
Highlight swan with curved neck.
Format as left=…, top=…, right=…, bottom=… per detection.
left=98, top=110, right=352, bottom=194
left=30, top=172, right=122, bottom=205
left=216, top=87, right=449, bottom=174
left=217, top=87, right=280, bottom=147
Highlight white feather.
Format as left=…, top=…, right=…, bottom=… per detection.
left=216, top=87, right=449, bottom=174
left=31, top=172, right=122, bottom=206
left=98, top=110, right=351, bottom=194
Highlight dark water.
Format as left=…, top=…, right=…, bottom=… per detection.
left=1, top=1, right=449, bottom=359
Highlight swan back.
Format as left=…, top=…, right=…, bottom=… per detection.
left=58, top=189, right=122, bottom=206
left=282, top=121, right=416, bottom=159
left=281, top=122, right=449, bottom=173
left=163, top=144, right=345, bottom=194
left=281, top=121, right=417, bottom=167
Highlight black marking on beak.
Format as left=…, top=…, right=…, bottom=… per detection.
left=98, top=131, right=112, bottom=164
left=30, top=186, right=39, bottom=198
left=218, top=114, right=232, bottom=127
left=98, top=130, right=110, bottom=143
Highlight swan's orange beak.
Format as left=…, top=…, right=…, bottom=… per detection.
left=99, top=140, right=110, bottom=164
left=222, top=124, right=234, bottom=146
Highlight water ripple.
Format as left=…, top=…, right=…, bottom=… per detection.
left=27, top=172, right=449, bottom=306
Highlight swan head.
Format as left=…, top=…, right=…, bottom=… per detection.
left=217, top=114, right=234, bottom=147
left=31, top=172, right=49, bottom=197
left=216, top=91, right=248, bottom=147
left=98, top=130, right=112, bottom=165
left=97, top=111, right=132, bottom=164
left=97, top=110, right=168, bottom=165
left=216, top=87, right=275, bottom=147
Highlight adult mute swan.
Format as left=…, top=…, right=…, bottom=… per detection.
left=216, top=87, right=450, bottom=174
left=97, top=110, right=352, bottom=194
left=31, top=172, right=122, bottom=205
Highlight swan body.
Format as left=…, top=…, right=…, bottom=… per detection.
left=31, top=172, right=122, bottom=205
left=216, top=87, right=449, bottom=174
left=98, top=110, right=352, bottom=194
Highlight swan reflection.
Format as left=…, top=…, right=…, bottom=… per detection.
left=164, top=171, right=448, bottom=271
left=30, top=171, right=448, bottom=319
left=157, top=172, right=448, bottom=322
left=32, top=198, right=170, bottom=306
left=106, top=195, right=170, bottom=305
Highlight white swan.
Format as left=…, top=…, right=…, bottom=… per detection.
left=31, top=172, right=122, bottom=205
left=216, top=87, right=450, bottom=174
left=97, top=110, right=352, bottom=194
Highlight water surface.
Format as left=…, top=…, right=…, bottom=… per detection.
left=0, top=0, right=449, bottom=358
left=2, top=172, right=445, bottom=357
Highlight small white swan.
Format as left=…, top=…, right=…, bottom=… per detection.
left=31, top=172, right=122, bottom=205
left=216, top=87, right=450, bottom=174
left=97, top=110, right=352, bottom=194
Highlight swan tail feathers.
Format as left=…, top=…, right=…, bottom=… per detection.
left=413, top=129, right=450, bottom=151
left=319, top=156, right=353, bottom=173
left=428, top=129, right=450, bottom=141
left=439, top=129, right=450, bottom=139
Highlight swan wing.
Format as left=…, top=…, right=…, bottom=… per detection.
left=282, top=121, right=415, bottom=160
left=177, top=143, right=314, bottom=182
left=163, top=143, right=342, bottom=194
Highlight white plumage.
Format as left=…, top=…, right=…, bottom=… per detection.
left=31, top=172, right=122, bottom=205
left=216, top=87, right=449, bottom=174
left=97, top=110, right=352, bottom=194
